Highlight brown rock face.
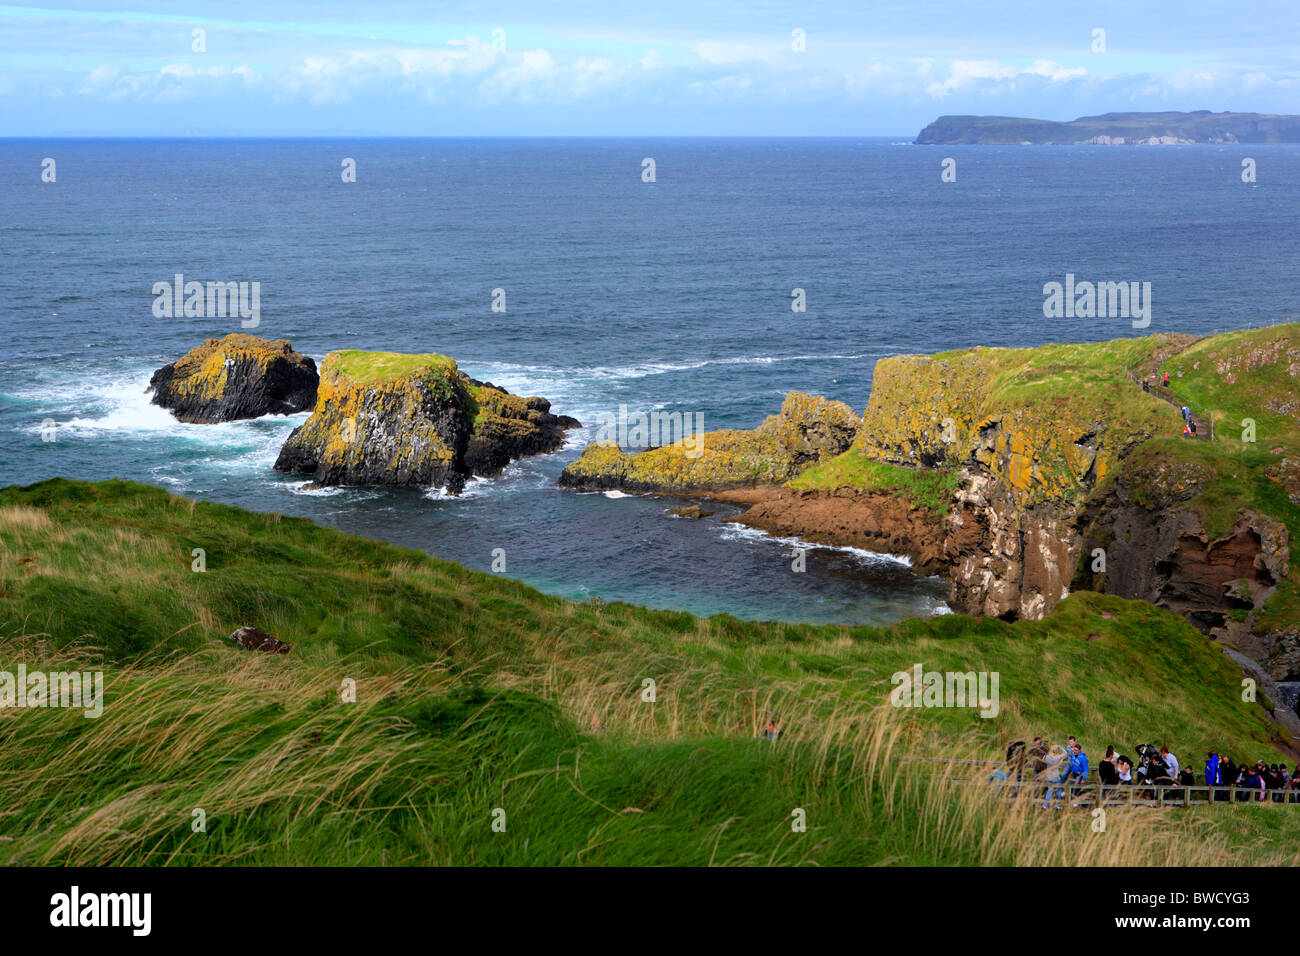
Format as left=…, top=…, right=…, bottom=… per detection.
left=728, top=487, right=947, bottom=573
left=1077, top=489, right=1289, bottom=634
left=942, top=468, right=1081, bottom=620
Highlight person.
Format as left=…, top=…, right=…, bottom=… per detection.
left=1181, top=405, right=1191, bottom=423
left=1163, top=371, right=1171, bottom=387
left=1162, top=747, right=1180, bottom=779
left=1178, top=766, right=1195, bottom=787
left=1183, top=422, right=1192, bottom=438
left=1190, top=419, right=1197, bottom=436
left=1116, top=756, right=1133, bottom=785
left=988, top=763, right=1008, bottom=784
left=1028, top=736, right=1048, bottom=776
left=1068, top=743, right=1090, bottom=800
left=1099, top=746, right=1119, bottom=786
left=1006, top=739, right=1027, bottom=782
left=1041, top=745, right=1068, bottom=807
left=1205, top=751, right=1220, bottom=786
left=1290, top=767, right=1300, bottom=804
left=762, top=717, right=781, bottom=741
left=1142, top=379, right=1151, bottom=393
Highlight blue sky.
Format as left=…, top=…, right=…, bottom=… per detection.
left=1, top=1, right=1297, bottom=135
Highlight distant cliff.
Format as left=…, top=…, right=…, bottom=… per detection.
left=915, top=111, right=1300, bottom=145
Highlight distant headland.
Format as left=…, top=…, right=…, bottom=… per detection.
left=915, top=110, right=1300, bottom=145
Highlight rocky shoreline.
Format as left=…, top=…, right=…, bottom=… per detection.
left=146, top=327, right=1300, bottom=689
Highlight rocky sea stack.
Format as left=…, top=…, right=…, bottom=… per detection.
left=273, top=349, right=578, bottom=492
left=148, top=334, right=319, bottom=423
left=558, top=391, right=859, bottom=494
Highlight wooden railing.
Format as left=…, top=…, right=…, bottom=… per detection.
left=992, top=778, right=1298, bottom=808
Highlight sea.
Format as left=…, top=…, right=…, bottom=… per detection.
left=1, top=138, right=1297, bottom=625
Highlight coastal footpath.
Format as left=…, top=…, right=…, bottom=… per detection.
left=560, top=326, right=1300, bottom=684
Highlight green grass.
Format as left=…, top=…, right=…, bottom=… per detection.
left=2, top=478, right=1299, bottom=865
left=789, top=454, right=962, bottom=514
left=326, top=349, right=457, bottom=385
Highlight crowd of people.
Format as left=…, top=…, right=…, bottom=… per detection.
left=995, top=737, right=1300, bottom=807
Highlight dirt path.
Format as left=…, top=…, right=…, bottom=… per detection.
left=1126, top=341, right=1213, bottom=440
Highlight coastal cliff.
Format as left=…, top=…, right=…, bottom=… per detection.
left=558, top=326, right=1300, bottom=674
left=148, top=334, right=318, bottom=423
left=915, top=110, right=1300, bottom=145
left=274, top=350, right=578, bottom=492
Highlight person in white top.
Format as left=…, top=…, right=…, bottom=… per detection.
left=1162, top=747, right=1179, bottom=778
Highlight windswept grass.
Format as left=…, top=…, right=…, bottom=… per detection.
left=1, top=478, right=1298, bottom=865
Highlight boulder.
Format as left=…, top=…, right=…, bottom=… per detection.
left=229, top=626, right=291, bottom=654
left=149, top=334, right=318, bottom=423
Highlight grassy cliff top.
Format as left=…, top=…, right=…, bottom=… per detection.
left=323, top=349, right=458, bottom=385
left=1, top=478, right=1295, bottom=865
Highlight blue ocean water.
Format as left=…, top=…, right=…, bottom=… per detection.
left=1, top=138, right=1297, bottom=625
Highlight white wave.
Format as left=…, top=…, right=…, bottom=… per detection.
left=930, top=604, right=954, bottom=616
left=283, top=481, right=346, bottom=497
left=603, top=490, right=632, bottom=499
left=463, top=351, right=880, bottom=386
left=716, top=521, right=912, bottom=567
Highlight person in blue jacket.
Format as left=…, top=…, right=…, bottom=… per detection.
left=1067, top=743, right=1090, bottom=798
left=1205, top=751, right=1221, bottom=789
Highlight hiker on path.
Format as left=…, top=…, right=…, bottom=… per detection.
left=1142, top=380, right=1151, bottom=393
left=1163, top=372, right=1171, bottom=387
left=1183, top=423, right=1192, bottom=438
left=1205, top=751, right=1221, bottom=787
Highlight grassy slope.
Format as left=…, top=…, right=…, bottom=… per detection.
left=2, top=479, right=1298, bottom=866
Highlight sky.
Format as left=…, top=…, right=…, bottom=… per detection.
left=1, top=1, right=1297, bottom=136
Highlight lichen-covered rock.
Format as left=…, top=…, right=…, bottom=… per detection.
left=558, top=391, right=856, bottom=494
left=274, top=351, right=577, bottom=492
left=772, top=392, right=861, bottom=464
left=463, top=380, right=578, bottom=477
left=148, top=334, right=318, bottom=423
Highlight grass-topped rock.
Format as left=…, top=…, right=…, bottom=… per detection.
left=274, top=349, right=578, bottom=492
left=148, top=333, right=318, bottom=423
left=558, top=391, right=858, bottom=494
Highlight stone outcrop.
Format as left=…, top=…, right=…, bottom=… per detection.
left=148, top=334, right=318, bottom=423
left=730, top=487, right=947, bottom=573
left=943, top=467, right=1081, bottom=620
left=558, top=391, right=859, bottom=494
left=274, top=351, right=578, bottom=492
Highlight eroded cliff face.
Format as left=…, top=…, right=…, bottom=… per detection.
left=1076, top=468, right=1292, bottom=672
left=943, top=467, right=1082, bottom=620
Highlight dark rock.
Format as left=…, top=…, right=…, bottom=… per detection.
left=149, top=334, right=318, bottom=423
left=229, top=626, right=291, bottom=654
